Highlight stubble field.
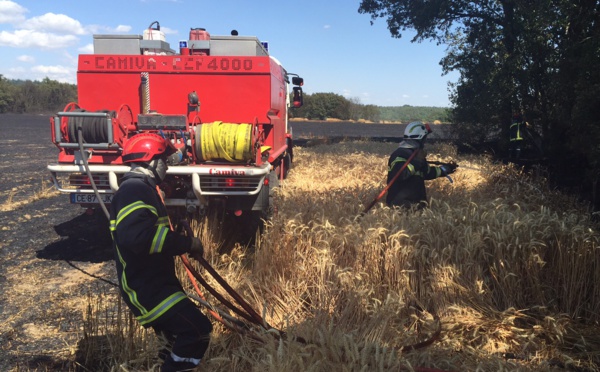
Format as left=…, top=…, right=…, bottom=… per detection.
left=0, top=114, right=599, bottom=371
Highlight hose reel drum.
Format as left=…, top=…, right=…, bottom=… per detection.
left=194, top=121, right=256, bottom=163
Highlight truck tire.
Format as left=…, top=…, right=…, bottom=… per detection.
left=217, top=210, right=265, bottom=253
left=283, top=138, right=293, bottom=179
left=282, top=152, right=291, bottom=179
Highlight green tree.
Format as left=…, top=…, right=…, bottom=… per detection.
left=359, top=0, right=523, bottom=142
left=359, top=0, right=600, bottom=211
left=38, top=77, right=78, bottom=112
left=0, top=77, right=78, bottom=113
left=348, top=97, right=362, bottom=121
left=300, top=92, right=351, bottom=120
left=362, top=104, right=381, bottom=122
left=0, top=75, right=15, bottom=113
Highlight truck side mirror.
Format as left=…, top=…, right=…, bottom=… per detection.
left=292, top=87, right=303, bottom=108
left=292, top=76, right=304, bottom=86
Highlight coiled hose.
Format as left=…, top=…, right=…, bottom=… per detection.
left=195, top=121, right=253, bottom=162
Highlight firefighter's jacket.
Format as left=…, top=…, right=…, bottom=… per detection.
left=510, top=121, right=524, bottom=142
left=109, top=172, right=192, bottom=327
left=386, top=143, right=443, bottom=208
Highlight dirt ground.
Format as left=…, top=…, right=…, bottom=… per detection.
left=0, top=114, right=119, bottom=370
left=0, top=114, right=408, bottom=371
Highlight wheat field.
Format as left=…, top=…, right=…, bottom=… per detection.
left=80, top=141, right=600, bottom=372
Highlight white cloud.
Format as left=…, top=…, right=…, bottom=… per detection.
left=323, top=25, right=331, bottom=30
left=0, top=0, right=28, bottom=24
left=402, top=94, right=410, bottom=98
left=60, top=49, right=78, bottom=65
left=0, top=29, right=78, bottom=49
left=160, top=26, right=177, bottom=35
left=21, top=12, right=86, bottom=35
left=115, top=25, right=132, bottom=33
left=86, top=24, right=134, bottom=35
left=4, top=64, right=75, bottom=83
left=31, top=64, right=70, bottom=75
left=78, top=43, right=94, bottom=54
left=30, top=64, right=75, bottom=83
left=17, top=54, right=34, bottom=62
left=8, top=66, right=25, bottom=73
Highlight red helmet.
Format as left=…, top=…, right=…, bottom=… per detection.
left=122, top=133, right=176, bottom=163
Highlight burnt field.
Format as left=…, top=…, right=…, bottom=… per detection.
left=0, top=114, right=116, bottom=371
left=290, top=119, right=453, bottom=145
left=0, top=114, right=419, bottom=370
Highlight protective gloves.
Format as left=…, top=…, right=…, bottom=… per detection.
left=189, top=237, right=204, bottom=260
left=440, top=163, right=457, bottom=176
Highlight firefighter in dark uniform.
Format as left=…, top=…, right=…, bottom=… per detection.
left=110, top=133, right=212, bottom=372
left=386, top=121, right=456, bottom=209
left=509, top=113, right=525, bottom=160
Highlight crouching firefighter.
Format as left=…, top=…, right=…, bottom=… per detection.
left=110, top=133, right=212, bottom=372
left=386, top=121, right=457, bottom=210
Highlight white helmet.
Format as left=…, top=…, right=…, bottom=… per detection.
left=404, top=121, right=432, bottom=140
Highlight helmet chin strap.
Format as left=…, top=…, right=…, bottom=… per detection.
left=126, top=164, right=156, bottom=189
left=148, top=158, right=167, bottom=184
left=399, top=138, right=424, bottom=149
left=129, top=157, right=167, bottom=185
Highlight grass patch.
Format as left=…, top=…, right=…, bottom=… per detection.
left=1, top=178, right=58, bottom=212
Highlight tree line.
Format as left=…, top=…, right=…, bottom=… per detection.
left=0, top=75, right=78, bottom=114
left=359, top=0, right=600, bottom=212
left=290, top=92, right=451, bottom=123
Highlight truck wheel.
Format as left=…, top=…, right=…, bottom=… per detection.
left=287, top=138, right=294, bottom=163
left=282, top=152, right=291, bottom=179
left=215, top=210, right=264, bottom=253
left=200, top=206, right=266, bottom=254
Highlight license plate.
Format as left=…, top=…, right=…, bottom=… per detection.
left=70, top=193, right=113, bottom=204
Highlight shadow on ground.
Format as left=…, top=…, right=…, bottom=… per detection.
left=37, top=210, right=113, bottom=263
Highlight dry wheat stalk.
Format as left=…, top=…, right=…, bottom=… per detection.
left=79, top=141, right=599, bottom=372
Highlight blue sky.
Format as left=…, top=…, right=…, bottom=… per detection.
left=0, top=0, right=458, bottom=107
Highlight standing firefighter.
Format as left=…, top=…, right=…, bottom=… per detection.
left=509, top=113, right=525, bottom=160
left=386, top=121, right=456, bottom=209
left=110, top=133, right=212, bottom=372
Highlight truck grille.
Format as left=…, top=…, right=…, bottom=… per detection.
left=68, top=173, right=111, bottom=189
left=200, top=176, right=262, bottom=192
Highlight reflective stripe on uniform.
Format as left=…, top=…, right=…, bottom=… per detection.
left=111, top=201, right=167, bottom=254
left=510, top=122, right=523, bottom=141
left=150, top=224, right=169, bottom=254
left=389, top=157, right=415, bottom=175
left=170, top=352, right=201, bottom=366
left=150, top=216, right=170, bottom=254
left=116, top=200, right=158, bottom=225
left=115, top=245, right=147, bottom=316
left=156, top=216, right=170, bottom=225
left=110, top=199, right=182, bottom=324
left=137, top=291, right=187, bottom=326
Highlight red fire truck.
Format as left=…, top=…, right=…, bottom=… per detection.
left=48, top=23, right=303, bottom=223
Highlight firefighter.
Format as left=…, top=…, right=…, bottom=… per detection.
left=110, top=133, right=212, bottom=372
left=509, top=113, right=525, bottom=160
left=386, top=121, right=456, bottom=209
